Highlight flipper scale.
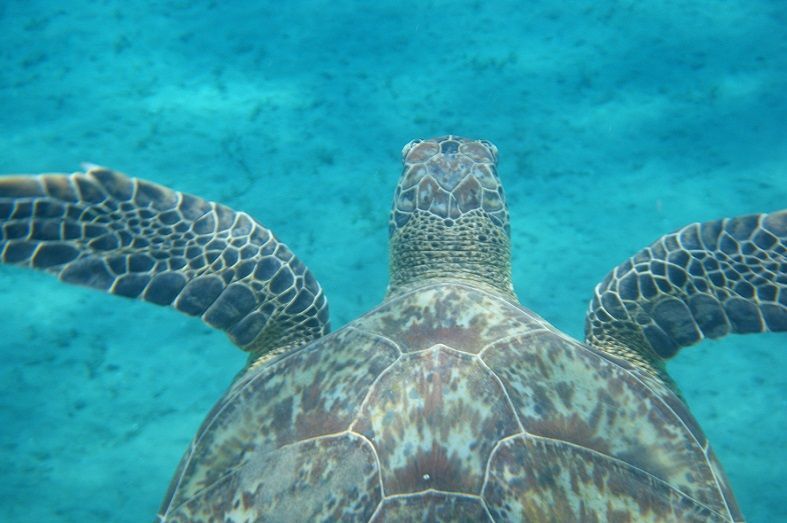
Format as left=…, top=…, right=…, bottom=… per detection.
left=586, top=210, right=786, bottom=386
left=0, top=167, right=329, bottom=361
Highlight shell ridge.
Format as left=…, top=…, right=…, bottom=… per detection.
left=350, top=430, right=387, bottom=500
left=476, top=356, right=527, bottom=436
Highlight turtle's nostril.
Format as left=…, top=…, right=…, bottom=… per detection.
left=440, top=140, right=459, bottom=154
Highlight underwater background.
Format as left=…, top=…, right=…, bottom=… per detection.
left=0, top=1, right=784, bottom=521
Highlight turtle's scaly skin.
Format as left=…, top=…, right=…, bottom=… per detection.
left=388, top=138, right=512, bottom=298
left=0, top=169, right=330, bottom=363
left=159, top=282, right=739, bottom=521
left=586, top=212, right=786, bottom=394
left=1, top=136, right=782, bottom=521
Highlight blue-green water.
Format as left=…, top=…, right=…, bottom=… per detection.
left=0, top=1, right=784, bottom=521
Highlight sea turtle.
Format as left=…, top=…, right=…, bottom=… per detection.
left=0, top=136, right=783, bottom=522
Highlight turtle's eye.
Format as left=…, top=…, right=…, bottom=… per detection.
left=401, top=139, right=422, bottom=160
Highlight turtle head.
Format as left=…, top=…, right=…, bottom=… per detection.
left=387, top=136, right=513, bottom=298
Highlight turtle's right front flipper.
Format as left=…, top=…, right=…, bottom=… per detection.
left=585, top=210, right=785, bottom=392
left=0, top=167, right=329, bottom=364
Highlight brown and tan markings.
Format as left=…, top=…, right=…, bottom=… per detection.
left=483, top=435, right=731, bottom=522
left=481, top=328, right=728, bottom=513
left=351, top=345, right=520, bottom=495
left=160, top=327, right=399, bottom=513
left=166, top=433, right=381, bottom=522
left=370, top=491, right=491, bottom=522
left=356, top=283, right=546, bottom=354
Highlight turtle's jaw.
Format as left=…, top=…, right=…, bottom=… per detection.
left=386, top=137, right=515, bottom=300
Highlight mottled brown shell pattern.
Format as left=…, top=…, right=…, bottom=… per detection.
left=158, top=283, right=742, bottom=523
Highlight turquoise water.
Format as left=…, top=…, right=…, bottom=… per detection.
left=0, top=1, right=784, bottom=521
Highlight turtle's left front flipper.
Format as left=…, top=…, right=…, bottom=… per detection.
left=0, top=167, right=329, bottom=365
left=585, top=210, right=785, bottom=391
